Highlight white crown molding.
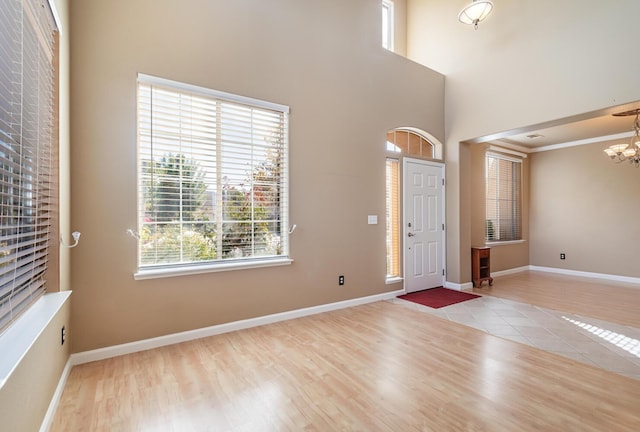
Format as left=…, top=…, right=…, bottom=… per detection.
left=493, top=131, right=634, bottom=154
left=492, top=140, right=532, bottom=154
left=529, top=131, right=633, bottom=153
left=487, top=145, right=528, bottom=158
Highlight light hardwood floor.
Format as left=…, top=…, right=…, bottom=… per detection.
left=472, top=270, right=640, bottom=328
left=52, top=273, right=640, bottom=432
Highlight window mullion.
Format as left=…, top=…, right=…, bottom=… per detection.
left=178, top=94, right=185, bottom=263
left=250, top=109, right=255, bottom=257
left=215, top=101, right=223, bottom=259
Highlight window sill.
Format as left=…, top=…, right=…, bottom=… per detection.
left=485, top=240, right=526, bottom=247
left=134, top=257, right=294, bottom=280
left=0, top=291, right=71, bottom=391
left=386, top=276, right=404, bottom=285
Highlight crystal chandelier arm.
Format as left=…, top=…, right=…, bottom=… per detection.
left=605, top=109, right=640, bottom=167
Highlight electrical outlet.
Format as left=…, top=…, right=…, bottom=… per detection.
left=338, top=275, right=344, bottom=285
left=560, top=253, right=566, bottom=260
left=61, top=325, right=66, bottom=345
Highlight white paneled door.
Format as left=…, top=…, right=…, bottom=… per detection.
left=404, top=159, right=445, bottom=293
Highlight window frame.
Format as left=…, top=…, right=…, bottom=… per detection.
left=485, top=152, right=523, bottom=244
left=134, top=74, right=292, bottom=280
left=385, top=158, right=401, bottom=282
left=382, top=0, right=394, bottom=51
left=0, top=0, right=58, bottom=334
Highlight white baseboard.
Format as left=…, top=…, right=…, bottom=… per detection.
left=70, top=289, right=404, bottom=366
left=449, top=265, right=640, bottom=290
left=491, top=266, right=530, bottom=278
left=444, top=281, right=474, bottom=291
left=40, top=358, right=73, bottom=432
left=529, top=265, right=640, bottom=285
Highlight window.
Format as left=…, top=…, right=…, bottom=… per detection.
left=385, top=159, right=400, bottom=279
left=386, top=129, right=434, bottom=158
left=485, top=153, right=522, bottom=242
left=0, top=0, right=57, bottom=333
left=382, top=0, right=394, bottom=51
left=137, top=75, right=289, bottom=274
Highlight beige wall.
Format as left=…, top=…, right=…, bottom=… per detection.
left=69, top=0, right=444, bottom=352
left=407, top=0, right=640, bottom=282
left=392, top=0, right=407, bottom=57
left=530, top=141, right=640, bottom=277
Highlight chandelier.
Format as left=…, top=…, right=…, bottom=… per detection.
left=458, top=0, right=494, bottom=30
left=604, top=109, right=640, bottom=167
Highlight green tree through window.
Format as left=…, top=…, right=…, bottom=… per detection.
left=137, top=75, right=289, bottom=269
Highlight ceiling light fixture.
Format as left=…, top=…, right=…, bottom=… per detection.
left=604, top=109, right=640, bottom=167
left=458, top=0, right=494, bottom=30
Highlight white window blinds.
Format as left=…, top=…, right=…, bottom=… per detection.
left=485, top=153, right=522, bottom=242
left=137, top=75, right=289, bottom=269
left=385, top=158, right=400, bottom=278
left=0, top=0, right=57, bottom=333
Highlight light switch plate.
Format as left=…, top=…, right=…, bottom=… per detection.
left=368, top=215, right=378, bottom=225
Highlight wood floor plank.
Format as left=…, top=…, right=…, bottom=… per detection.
left=51, top=297, right=640, bottom=432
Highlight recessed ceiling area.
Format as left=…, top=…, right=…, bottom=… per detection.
left=471, top=101, right=640, bottom=151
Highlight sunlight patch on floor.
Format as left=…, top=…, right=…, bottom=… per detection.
left=562, top=316, right=640, bottom=359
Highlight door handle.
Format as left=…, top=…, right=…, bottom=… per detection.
left=408, top=232, right=416, bottom=237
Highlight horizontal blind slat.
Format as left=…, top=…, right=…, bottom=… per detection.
left=485, top=154, right=522, bottom=241
left=138, top=77, right=288, bottom=267
left=0, top=0, right=56, bottom=333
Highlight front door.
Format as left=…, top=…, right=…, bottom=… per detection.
left=404, top=159, right=444, bottom=293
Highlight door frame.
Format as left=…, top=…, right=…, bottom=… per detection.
left=402, top=157, right=446, bottom=292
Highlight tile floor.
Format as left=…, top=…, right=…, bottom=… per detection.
left=391, top=293, right=640, bottom=380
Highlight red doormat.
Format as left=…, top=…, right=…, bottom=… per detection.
left=398, top=287, right=481, bottom=309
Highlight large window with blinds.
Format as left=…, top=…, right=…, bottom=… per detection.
left=0, top=0, right=57, bottom=333
left=485, top=153, right=522, bottom=242
left=137, top=75, right=290, bottom=272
